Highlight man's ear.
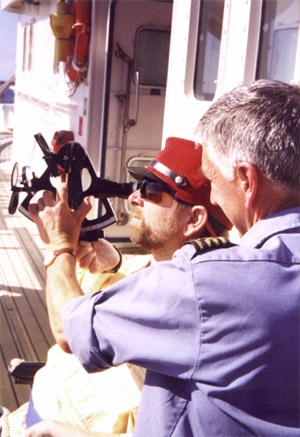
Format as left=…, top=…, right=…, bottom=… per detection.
left=183, top=205, right=208, bottom=239
left=236, top=162, right=258, bottom=209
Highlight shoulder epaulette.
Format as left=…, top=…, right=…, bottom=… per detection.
left=184, top=237, right=236, bottom=258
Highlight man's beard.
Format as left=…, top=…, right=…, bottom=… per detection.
left=129, top=208, right=181, bottom=253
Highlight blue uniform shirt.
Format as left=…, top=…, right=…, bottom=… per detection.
left=64, top=207, right=300, bottom=436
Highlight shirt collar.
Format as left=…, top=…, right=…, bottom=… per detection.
left=240, top=207, right=300, bottom=248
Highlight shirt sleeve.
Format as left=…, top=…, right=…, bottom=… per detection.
left=63, top=250, right=201, bottom=379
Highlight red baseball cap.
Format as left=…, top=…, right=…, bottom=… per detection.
left=127, top=137, right=232, bottom=232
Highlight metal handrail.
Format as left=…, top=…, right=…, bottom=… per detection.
left=0, top=74, right=15, bottom=98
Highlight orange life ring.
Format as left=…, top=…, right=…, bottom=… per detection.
left=65, top=0, right=92, bottom=85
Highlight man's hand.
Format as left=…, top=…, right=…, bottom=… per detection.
left=28, top=180, right=92, bottom=251
left=76, top=239, right=121, bottom=273
left=28, top=180, right=92, bottom=352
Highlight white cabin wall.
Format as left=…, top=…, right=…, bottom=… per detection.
left=163, top=0, right=299, bottom=143
left=11, top=0, right=91, bottom=173
left=163, top=0, right=261, bottom=141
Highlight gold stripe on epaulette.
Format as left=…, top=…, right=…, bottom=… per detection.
left=185, top=236, right=235, bottom=257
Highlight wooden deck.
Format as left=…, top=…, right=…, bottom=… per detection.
left=0, top=145, right=55, bottom=411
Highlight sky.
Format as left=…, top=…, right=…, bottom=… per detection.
left=0, top=1, right=18, bottom=81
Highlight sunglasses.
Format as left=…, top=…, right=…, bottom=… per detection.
left=139, top=179, right=175, bottom=203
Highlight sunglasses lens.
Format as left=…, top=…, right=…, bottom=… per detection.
left=140, top=181, right=163, bottom=203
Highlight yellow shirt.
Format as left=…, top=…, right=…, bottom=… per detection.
left=8, top=254, right=151, bottom=436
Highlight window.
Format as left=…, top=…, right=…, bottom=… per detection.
left=256, top=0, right=299, bottom=82
left=194, top=0, right=225, bottom=101
left=134, top=28, right=170, bottom=88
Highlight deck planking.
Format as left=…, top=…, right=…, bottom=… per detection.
left=0, top=157, right=55, bottom=411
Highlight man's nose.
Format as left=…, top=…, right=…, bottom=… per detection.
left=128, top=189, right=143, bottom=206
